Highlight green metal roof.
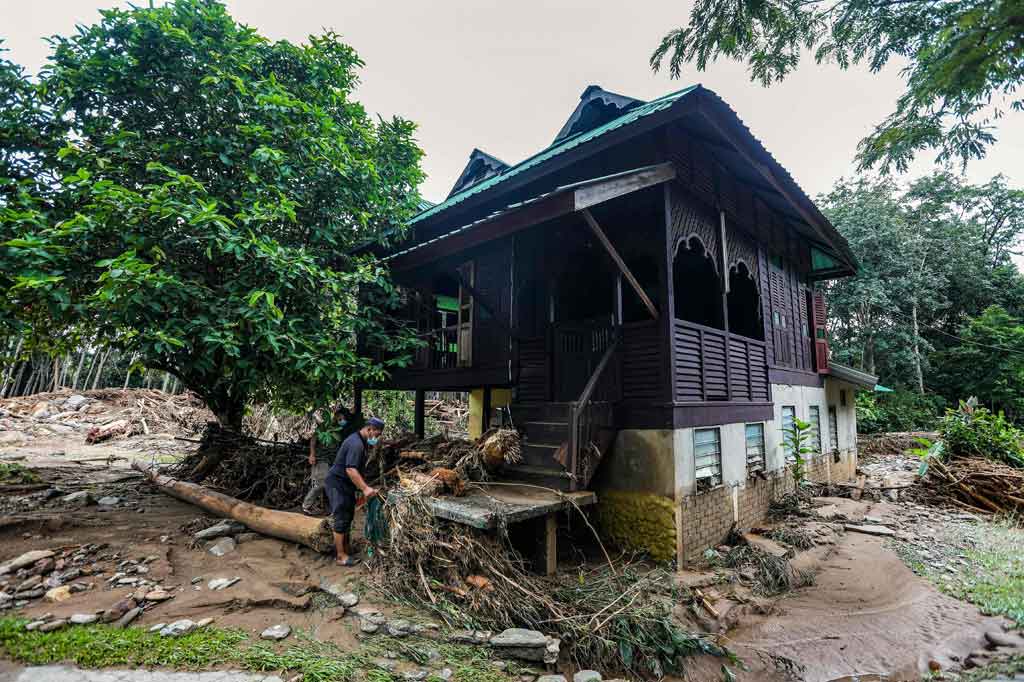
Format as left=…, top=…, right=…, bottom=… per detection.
left=410, top=84, right=699, bottom=226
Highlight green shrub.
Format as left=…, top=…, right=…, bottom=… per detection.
left=856, top=390, right=945, bottom=434
left=940, top=399, right=1024, bottom=467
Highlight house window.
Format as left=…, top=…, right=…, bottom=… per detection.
left=693, top=428, right=722, bottom=490
left=840, top=389, right=847, bottom=406
left=745, top=423, right=766, bottom=473
left=808, top=405, right=822, bottom=453
left=828, top=406, right=839, bottom=451
left=781, top=406, right=796, bottom=462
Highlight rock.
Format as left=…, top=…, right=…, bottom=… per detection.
left=519, top=676, right=536, bottom=682
left=207, top=577, right=241, bottom=591
left=545, top=639, right=560, bottom=665
left=261, top=623, right=292, bottom=641
left=0, top=550, right=55, bottom=575
left=537, top=676, right=567, bottom=682
left=843, top=524, right=896, bottom=537
left=387, top=619, right=413, bottom=637
left=69, top=613, right=99, bottom=625
left=491, top=662, right=508, bottom=671
left=196, top=617, right=214, bottom=628
left=573, top=672, right=601, bottom=682
left=439, top=669, right=454, bottom=681
left=359, top=618, right=380, bottom=634
left=0, top=431, right=25, bottom=445
left=373, top=659, right=398, bottom=672
left=402, top=671, right=428, bottom=681
left=207, top=537, right=237, bottom=557
left=44, top=586, right=73, bottom=603
left=144, top=589, right=173, bottom=602
left=39, top=619, right=68, bottom=633
left=985, top=630, right=1023, bottom=648
left=235, top=533, right=260, bottom=544
left=16, top=575, right=42, bottom=593
left=101, top=597, right=137, bottom=622
left=30, top=557, right=55, bottom=576
left=160, top=619, right=196, bottom=637
left=15, top=589, right=43, bottom=600
left=25, top=620, right=47, bottom=631
left=149, top=623, right=166, bottom=633
left=114, top=607, right=143, bottom=628
left=97, top=496, right=121, bottom=507
left=194, top=521, right=246, bottom=541
left=191, top=577, right=203, bottom=585
left=449, top=629, right=493, bottom=645
left=64, top=395, right=90, bottom=411
left=490, top=629, right=552, bottom=663
left=31, top=402, right=53, bottom=419
left=61, top=491, right=95, bottom=508
left=319, top=582, right=360, bottom=608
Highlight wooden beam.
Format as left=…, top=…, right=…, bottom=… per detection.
left=414, top=388, right=425, bottom=438
left=481, top=386, right=492, bottom=432
left=544, top=513, right=558, bottom=576
left=572, top=163, right=676, bottom=211
left=581, top=209, right=659, bottom=320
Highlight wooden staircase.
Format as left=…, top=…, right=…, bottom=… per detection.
left=505, top=402, right=575, bottom=491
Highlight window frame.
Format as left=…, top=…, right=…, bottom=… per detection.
left=808, top=405, right=822, bottom=454
left=828, top=405, right=839, bottom=452
left=744, top=422, right=766, bottom=474
left=781, top=405, right=796, bottom=462
left=693, top=427, right=723, bottom=491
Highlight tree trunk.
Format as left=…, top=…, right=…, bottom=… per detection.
left=91, top=350, right=109, bottom=390
left=72, top=351, right=87, bottom=390
left=1, top=338, right=23, bottom=397
left=161, top=372, right=170, bottom=393
left=911, top=300, right=925, bottom=395
left=10, top=361, right=28, bottom=398
left=189, top=399, right=245, bottom=482
left=132, top=460, right=333, bottom=552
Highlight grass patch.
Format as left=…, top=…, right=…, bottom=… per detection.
left=0, top=618, right=522, bottom=682
left=951, top=653, right=1024, bottom=681
left=894, top=517, right=1024, bottom=625
left=0, top=462, right=40, bottom=484
left=0, top=618, right=246, bottom=668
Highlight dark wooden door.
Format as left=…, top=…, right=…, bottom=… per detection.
left=553, top=317, right=615, bottom=402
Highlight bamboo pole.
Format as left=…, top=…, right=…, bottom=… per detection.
left=71, top=350, right=87, bottom=390
left=91, top=350, right=109, bottom=390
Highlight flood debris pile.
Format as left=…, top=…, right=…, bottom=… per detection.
left=368, top=491, right=727, bottom=678
left=920, top=456, right=1024, bottom=515
left=370, top=428, right=523, bottom=491
left=0, top=388, right=210, bottom=446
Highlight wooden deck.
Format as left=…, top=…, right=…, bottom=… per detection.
left=424, top=483, right=596, bottom=530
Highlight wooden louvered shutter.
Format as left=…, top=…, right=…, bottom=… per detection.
left=811, top=288, right=829, bottom=373
left=456, top=261, right=475, bottom=368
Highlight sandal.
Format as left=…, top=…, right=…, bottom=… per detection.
left=335, top=556, right=359, bottom=567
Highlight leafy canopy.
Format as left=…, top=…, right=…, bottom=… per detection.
left=0, top=0, right=424, bottom=427
left=650, top=0, right=1024, bottom=172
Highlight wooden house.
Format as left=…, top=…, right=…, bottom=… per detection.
left=364, top=84, right=877, bottom=564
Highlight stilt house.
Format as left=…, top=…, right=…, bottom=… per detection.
left=364, top=84, right=877, bottom=565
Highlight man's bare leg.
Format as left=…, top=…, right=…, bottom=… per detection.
left=333, top=531, right=351, bottom=565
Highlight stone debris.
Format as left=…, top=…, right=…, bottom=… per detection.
left=96, top=496, right=121, bottom=507
left=402, top=671, right=428, bottom=682
left=160, top=619, right=197, bottom=637
left=44, top=586, right=73, bottom=603
left=39, top=619, right=68, bottom=633
left=61, top=491, right=95, bottom=508
left=438, top=669, right=454, bottom=681
left=386, top=619, right=413, bottom=637
left=0, top=550, right=55, bottom=575
left=206, top=537, right=237, bottom=557
left=260, top=624, right=292, bottom=641
left=196, top=617, right=214, bottom=628
left=114, top=607, right=143, bottom=628
left=69, top=613, right=99, bottom=625
left=489, top=628, right=559, bottom=664
left=207, top=577, right=241, bottom=591
left=149, top=623, right=166, bottom=633
left=985, top=630, right=1024, bottom=648
left=573, top=672, right=602, bottom=682
left=193, top=521, right=246, bottom=541
left=449, top=630, right=493, bottom=645
left=25, top=620, right=47, bottom=631
left=101, top=597, right=137, bottom=623
left=537, top=676, right=567, bottom=682
left=144, top=589, right=173, bottom=602
left=844, top=523, right=896, bottom=537
left=320, top=580, right=360, bottom=607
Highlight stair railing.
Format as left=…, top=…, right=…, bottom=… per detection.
left=567, top=328, right=621, bottom=490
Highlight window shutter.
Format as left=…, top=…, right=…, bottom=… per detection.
left=811, top=288, right=829, bottom=373
left=456, top=261, right=475, bottom=368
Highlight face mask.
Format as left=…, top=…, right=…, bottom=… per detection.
left=338, top=419, right=347, bottom=428
left=367, top=437, right=379, bottom=446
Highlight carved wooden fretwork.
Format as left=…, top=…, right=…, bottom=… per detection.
left=670, top=183, right=719, bottom=273
left=727, top=224, right=759, bottom=289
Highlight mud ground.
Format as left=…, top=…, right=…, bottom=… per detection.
left=1, top=411, right=1023, bottom=681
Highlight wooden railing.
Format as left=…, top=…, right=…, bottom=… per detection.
left=673, top=319, right=769, bottom=403
left=412, top=325, right=459, bottom=370
left=567, top=329, right=621, bottom=490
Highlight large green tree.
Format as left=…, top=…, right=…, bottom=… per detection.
left=821, top=172, right=1024, bottom=398
left=650, top=0, right=1024, bottom=172
left=1, top=0, right=423, bottom=429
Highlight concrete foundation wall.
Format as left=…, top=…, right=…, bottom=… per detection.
left=595, top=377, right=862, bottom=565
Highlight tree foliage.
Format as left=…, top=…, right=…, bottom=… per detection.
left=0, top=0, right=424, bottom=428
left=650, top=0, right=1024, bottom=172
left=821, top=172, right=1024, bottom=421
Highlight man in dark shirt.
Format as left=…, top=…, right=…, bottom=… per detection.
left=302, top=405, right=362, bottom=515
left=325, top=416, right=384, bottom=566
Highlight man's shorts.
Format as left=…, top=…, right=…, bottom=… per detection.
left=325, top=480, right=355, bottom=534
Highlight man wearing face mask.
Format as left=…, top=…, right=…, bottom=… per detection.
left=324, top=416, right=383, bottom=566
left=302, top=405, right=359, bottom=515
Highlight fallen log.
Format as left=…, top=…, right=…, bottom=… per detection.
left=132, top=461, right=333, bottom=553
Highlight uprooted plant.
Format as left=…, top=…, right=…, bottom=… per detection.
left=722, top=545, right=814, bottom=597
left=366, top=490, right=731, bottom=678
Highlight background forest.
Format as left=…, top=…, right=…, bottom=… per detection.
left=821, top=172, right=1024, bottom=431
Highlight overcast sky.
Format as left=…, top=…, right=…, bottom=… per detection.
left=3, top=0, right=1022, bottom=205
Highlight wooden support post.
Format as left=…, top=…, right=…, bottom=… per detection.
left=581, top=209, right=658, bottom=320
left=481, top=386, right=492, bottom=433
left=353, top=386, right=363, bottom=417
left=614, top=274, right=623, bottom=325
left=544, top=512, right=558, bottom=576
left=414, top=389, right=426, bottom=438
